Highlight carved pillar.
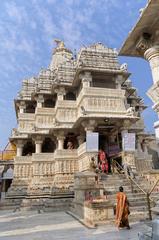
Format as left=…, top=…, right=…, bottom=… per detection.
left=82, top=119, right=97, bottom=133
left=143, top=140, right=148, bottom=154
left=121, top=120, right=130, bottom=138
left=56, top=131, right=65, bottom=150
left=34, top=136, right=43, bottom=153
left=16, top=140, right=24, bottom=156
left=115, top=75, right=123, bottom=89
left=37, top=94, right=44, bottom=108
left=80, top=72, right=92, bottom=88
left=55, top=87, right=66, bottom=101
left=144, top=46, right=159, bottom=84
left=137, top=137, right=143, bottom=153
left=144, top=46, right=159, bottom=138
left=19, top=101, right=26, bottom=114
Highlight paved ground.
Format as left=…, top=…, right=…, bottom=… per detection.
left=0, top=210, right=150, bottom=240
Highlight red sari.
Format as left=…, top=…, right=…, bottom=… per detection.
left=99, top=150, right=108, bottom=173
left=116, top=192, right=130, bottom=228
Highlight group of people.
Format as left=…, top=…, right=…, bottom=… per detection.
left=89, top=147, right=131, bottom=230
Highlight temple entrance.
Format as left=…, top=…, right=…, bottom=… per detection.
left=98, top=130, right=122, bottom=173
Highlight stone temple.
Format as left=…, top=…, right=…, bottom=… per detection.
left=6, top=39, right=158, bottom=212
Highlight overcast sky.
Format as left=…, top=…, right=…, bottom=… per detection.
left=0, top=0, right=156, bottom=149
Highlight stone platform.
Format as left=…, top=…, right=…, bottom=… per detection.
left=0, top=210, right=150, bottom=240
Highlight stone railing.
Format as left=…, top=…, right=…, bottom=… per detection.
left=78, top=142, right=86, bottom=156
left=55, top=100, right=77, bottom=123
left=14, top=156, right=32, bottom=179
left=36, top=107, right=55, bottom=115
left=18, top=113, right=35, bottom=132
left=77, top=87, right=128, bottom=119
left=22, top=87, right=138, bottom=131
left=18, top=113, right=35, bottom=120
left=54, top=149, right=78, bottom=174
left=32, top=153, right=55, bottom=176
left=35, top=108, right=55, bottom=128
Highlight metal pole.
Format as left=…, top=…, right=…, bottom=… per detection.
left=146, top=192, right=152, bottom=220
left=129, top=177, right=134, bottom=193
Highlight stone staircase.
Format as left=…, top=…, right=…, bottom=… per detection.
left=100, top=173, right=159, bottom=222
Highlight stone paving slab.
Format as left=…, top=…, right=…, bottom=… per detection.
left=0, top=210, right=149, bottom=240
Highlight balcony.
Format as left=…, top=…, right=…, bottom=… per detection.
left=77, top=87, right=127, bottom=118
left=18, top=87, right=138, bottom=131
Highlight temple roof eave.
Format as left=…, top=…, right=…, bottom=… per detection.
left=73, top=115, right=139, bottom=129
left=72, top=68, right=130, bottom=86
left=119, top=0, right=159, bottom=57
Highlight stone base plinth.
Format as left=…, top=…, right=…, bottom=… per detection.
left=20, top=194, right=74, bottom=212
left=84, top=200, right=114, bottom=225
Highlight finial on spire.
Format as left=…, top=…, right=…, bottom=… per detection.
left=54, top=39, right=65, bottom=48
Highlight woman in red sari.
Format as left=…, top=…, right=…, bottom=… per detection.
left=99, top=149, right=108, bottom=173
left=116, top=186, right=130, bottom=229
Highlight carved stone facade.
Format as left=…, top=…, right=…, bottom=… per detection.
left=9, top=41, right=151, bottom=199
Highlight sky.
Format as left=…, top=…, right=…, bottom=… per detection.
left=0, top=0, right=157, bottom=149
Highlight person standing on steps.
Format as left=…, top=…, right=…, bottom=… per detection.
left=98, top=149, right=108, bottom=174
left=115, top=186, right=130, bottom=230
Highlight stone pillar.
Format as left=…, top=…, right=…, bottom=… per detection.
left=144, top=46, right=159, bottom=84
left=37, top=94, right=44, bottom=108
left=143, top=141, right=148, bottom=154
left=80, top=72, right=92, bottom=88
left=57, top=132, right=65, bottom=150
left=55, top=87, right=66, bottom=101
left=35, top=140, right=43, bottom=153
left=137, top=137, right=143, bottom=153
left=19, top=101, right=26, bottom=114
left=82, top=119, right=97, bottom=133
left=16, top=140, right=24, bottom=156
left=115, top=75, right=123, bottom=89
left=144, top=46, right=159, bottom=138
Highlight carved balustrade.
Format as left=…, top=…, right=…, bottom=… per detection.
left=77, top=87, right=127, bottom=117
left=55, top=100, right=77, bottom=123
left=18, top=113, right=35, bottom=132
left=30, top=87, right=134, bottom=131
left=14, top=156, right=32, bottom=179
left=35, top=107, right=55, bottom=128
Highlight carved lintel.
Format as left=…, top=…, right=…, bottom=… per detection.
left=32, top=135, right=44, bottom=144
